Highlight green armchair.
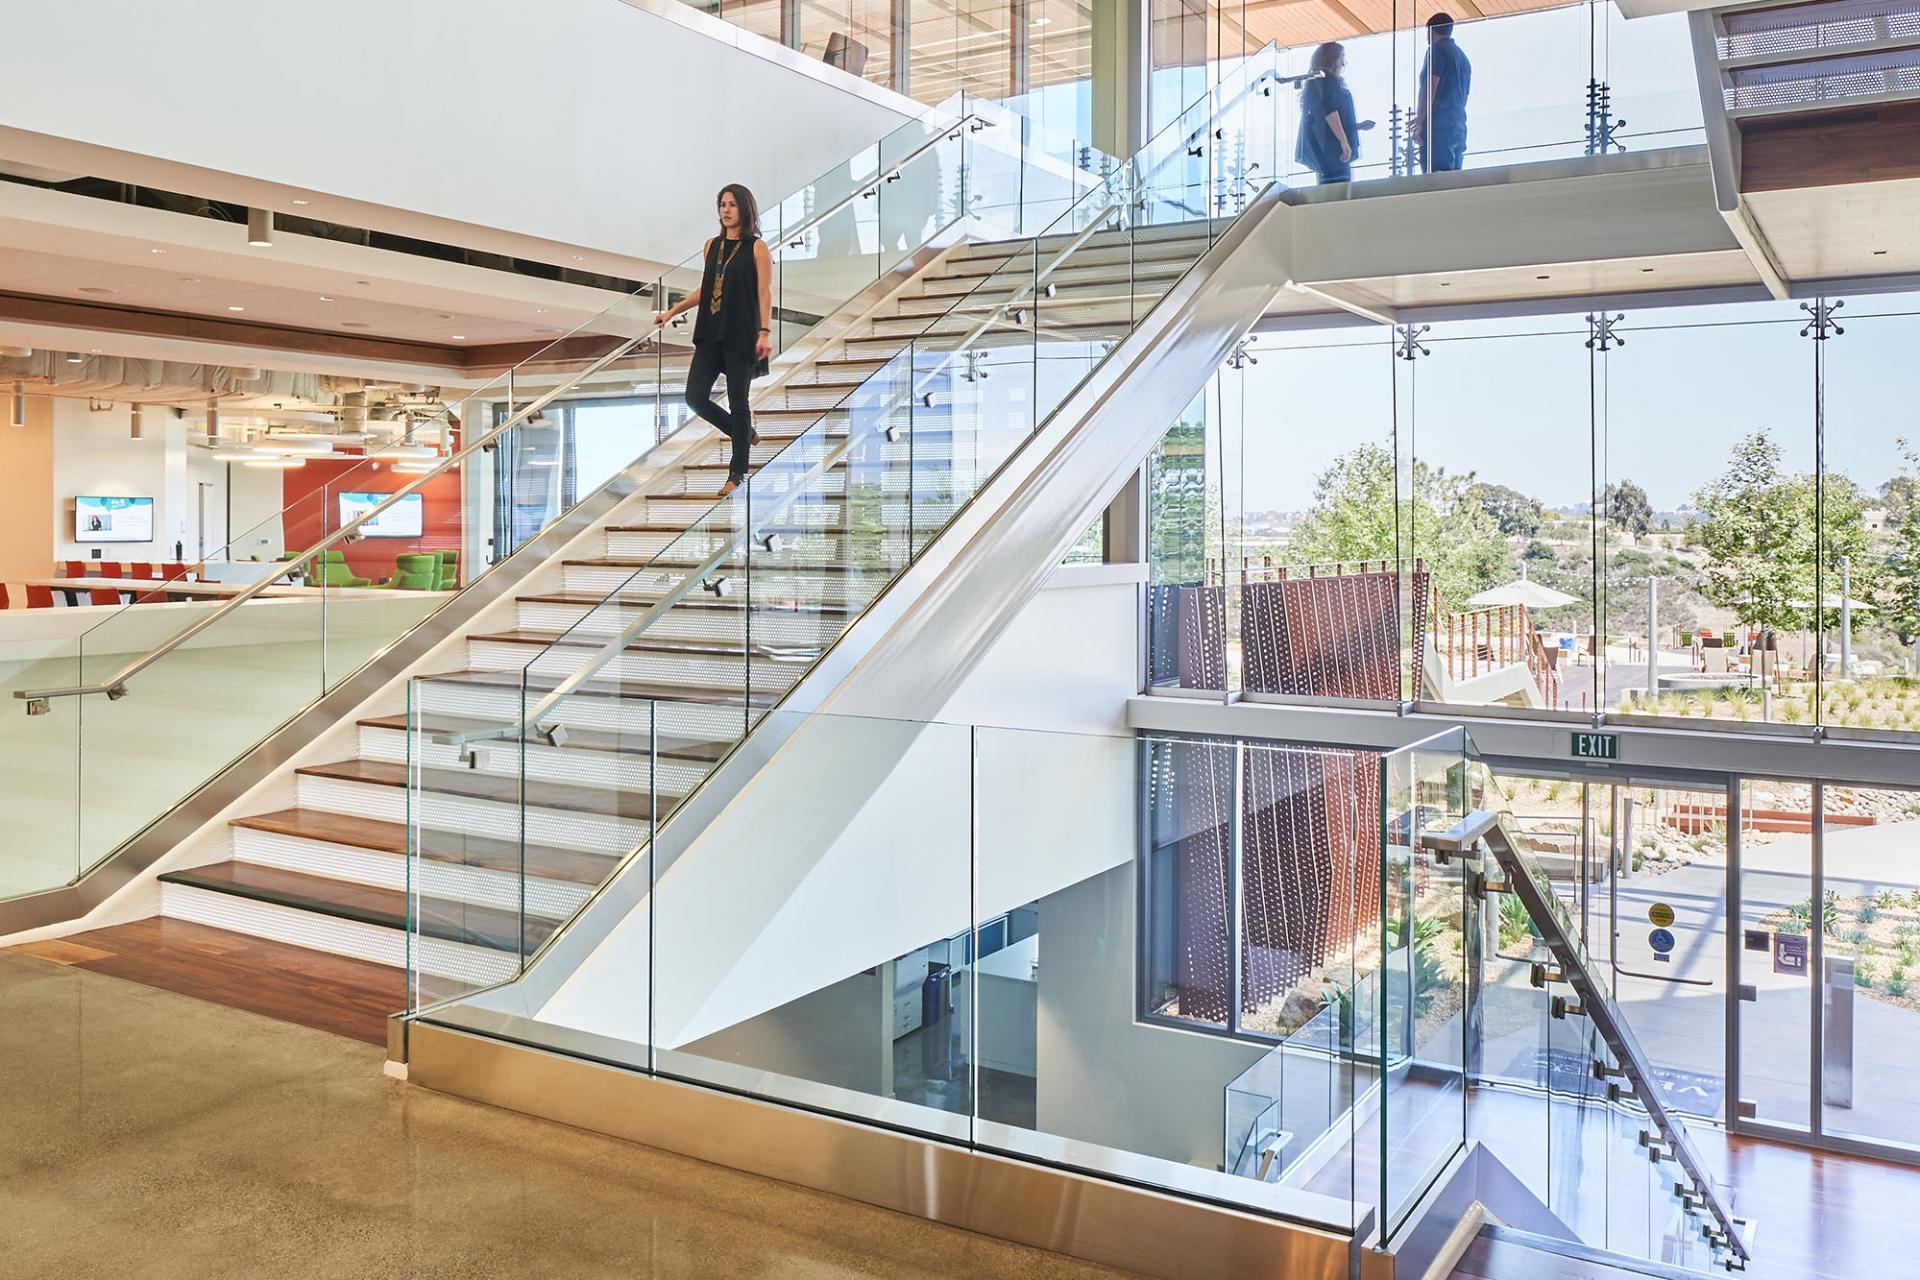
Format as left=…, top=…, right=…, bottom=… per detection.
left=312, top=549, right=371, bottom=588
left=434, top=549, right=459, bottom=590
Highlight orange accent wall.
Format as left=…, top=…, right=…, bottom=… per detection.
left=280, top=457, right=464, bottom=583
left=0, top=395, right=56, bottom=583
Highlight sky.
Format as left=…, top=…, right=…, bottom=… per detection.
left=1231, top=301, right=1920, bottom=516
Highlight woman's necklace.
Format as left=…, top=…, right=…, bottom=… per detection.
left=709, top=236, right=744, bottom=315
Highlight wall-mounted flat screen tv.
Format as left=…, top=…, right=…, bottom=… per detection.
left=339, top=491, right=424, bottom=538
left=75, top=495, right=155, bottom=543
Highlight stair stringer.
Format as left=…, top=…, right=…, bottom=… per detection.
left=462, top=183, right=1303, bottom=1047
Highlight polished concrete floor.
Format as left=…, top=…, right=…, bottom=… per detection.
left=0, top=950, right=1143, bottom=1280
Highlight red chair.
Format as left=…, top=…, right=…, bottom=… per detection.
left=60, top=560, right=87, bottom=578
left=96, top=561, right=123, bottom=578
left=129, top=563, right=158, bottom=581
left=0, top=584, right=8, bottom=609
left=161, top=563, right=192, bottom=581
left=24, top=585, right=54, bottom=608
left=88, top=587, right=123, bottom=606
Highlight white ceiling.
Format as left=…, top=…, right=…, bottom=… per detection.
left=1745, top=178, right=1920, bottom=282
left=0, top=181, right=631, bottom=361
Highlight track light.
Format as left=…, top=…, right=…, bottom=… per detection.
left=208, top=399, right=221, bottom=435
left=247, top=207, right=273, bottom=247
left=66, top=351, right=85, bottom=364
left=130, top=403, right=144, bottom=440
left=10, top=381, right=23, bottom=428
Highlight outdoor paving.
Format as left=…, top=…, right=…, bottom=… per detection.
left=1482, top=816, right=1920, bottom=1149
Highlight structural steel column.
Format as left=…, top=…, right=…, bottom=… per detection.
left=1092, top=0, right=1149, bottom=158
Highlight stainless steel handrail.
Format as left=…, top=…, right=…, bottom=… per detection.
left=15, top=109, right=990, bottom=713
left=443, top=58, right=1286, bottom=750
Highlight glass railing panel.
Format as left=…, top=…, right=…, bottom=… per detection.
left=1378, top=726, right=1469, bottom=1240
left=651, top=707, right=974, bottom=1139
left=0, top=634, right=78, bottom=898
left=974, top=725, right=1361, bottom=1227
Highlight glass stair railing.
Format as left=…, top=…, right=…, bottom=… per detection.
left=0, top=95, right=1101, bottom=908
left=399, top=47, right=1289, bottom=999
left=1426, top=807, right=1752, bottom=1272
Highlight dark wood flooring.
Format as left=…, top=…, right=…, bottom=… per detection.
left=9, top=917, right=403, bottom=1045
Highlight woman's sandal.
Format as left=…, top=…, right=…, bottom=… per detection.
left=718, top=476, right=742, bottom=497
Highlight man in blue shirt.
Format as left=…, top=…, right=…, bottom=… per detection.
left=1412, top=12, right=1471, bottom=172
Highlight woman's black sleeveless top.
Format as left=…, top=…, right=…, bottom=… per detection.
left=692, top=233, right=760, bottom=354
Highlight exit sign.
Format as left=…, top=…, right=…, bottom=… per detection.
left=1572, top=732, right=1619, bottom=761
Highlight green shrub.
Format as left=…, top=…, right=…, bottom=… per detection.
left=1886, top=971, right=1910, bottom=999
left=1857, top=963, right=1878, bottom=990
left=1860, top=904, right=1881, bottom=925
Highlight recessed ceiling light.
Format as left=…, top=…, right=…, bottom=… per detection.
left=77, top=286, right=115, bottom=295
left=1641, top=267, right=1655, bottom=273
left=1874, top=249, right=1889, bottom=256
left=149, top=247, right=166, bottom=255
left=227, top=305, right=246, bottom=312
left=318, top=295, right=334, bottom=302
left=450, top=334, right=467, bottom=340
left=341, top=321, right=371, bottom=329
left=290, top=198, right=311, bottom=206
left=1536, top=274, right=1550, bottom=280
left=535, top=308, right=549, bottom=315
left=571, top=255, right=586, bottom=262
left=1438, top=282, right=1450, bottom=288
left=438, top=313, right=454, bottom=320
left=355, top=280, right=371, bottom=287
left=178, top=276, right=201, bottom=283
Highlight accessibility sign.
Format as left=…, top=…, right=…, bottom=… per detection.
left=1649, top=927, right=1677, bottom=955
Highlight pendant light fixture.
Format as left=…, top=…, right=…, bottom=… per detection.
left=247, top=207, right=273, bottom=247
left=9, top=381, right=24, bottom=428
left=129, top=403, right=144, bottom=440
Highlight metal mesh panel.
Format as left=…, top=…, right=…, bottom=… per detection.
left=1724, top=41, right=1920, bottom=109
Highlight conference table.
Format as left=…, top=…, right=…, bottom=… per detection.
left=26, top=577, right=398, bottom=606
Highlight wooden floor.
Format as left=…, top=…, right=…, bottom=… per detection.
left=8, top=918, right=403, bottom=1045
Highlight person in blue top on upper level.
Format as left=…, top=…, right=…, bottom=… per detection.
left=1297, top=42, right=1360, bottom=185
left=1411, top=12, right=1471, bottom=173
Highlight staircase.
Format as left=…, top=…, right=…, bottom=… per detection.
left=155, top=219, right=1220, bottom=994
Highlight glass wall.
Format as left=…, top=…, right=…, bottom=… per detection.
left=1145, top=291, right=1920, bottom=744
left=1151, top=1, right=1702, bottom=191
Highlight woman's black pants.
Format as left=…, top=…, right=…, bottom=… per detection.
left=685, top=341, right=755, bottom=481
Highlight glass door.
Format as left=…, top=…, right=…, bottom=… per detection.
left=1600, top=782, right=1730, bottom=1123
left=1818, top=785, right=1920, bottom=1154
left=1733, top=779, right=1816, bottom=1134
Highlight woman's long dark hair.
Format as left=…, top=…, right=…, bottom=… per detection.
left=716, top=183, right=761, bottom=240
left=1308, top=41, right=1345, bottom=86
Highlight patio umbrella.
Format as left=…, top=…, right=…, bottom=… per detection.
left=1467, top=570, right=1577, bottom=611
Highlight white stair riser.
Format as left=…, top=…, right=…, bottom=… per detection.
left=231, top=827, right=593, bottom=919
left=869, top=296, right=1169, bottom=337
left=466, top=638, right=807, bottom=693
left=639, top=495, right=953, bottom=525
left=355, top=724, right=716, bottom=796
left=561, top=562, right=885, bottom=600
left=419, top=681, right=751, bottom=741
left=514, top=600, right=842, bottom=647
left=160, top=882, right=520, bottom=987
left=295, top=774, right=644, bottom=855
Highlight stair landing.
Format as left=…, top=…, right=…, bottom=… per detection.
left=8, top=917, right=402, bottom=1045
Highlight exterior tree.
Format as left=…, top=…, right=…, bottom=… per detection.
left=1691, top=429, right=1873, bottom=633
left=1289, top=444, right=1507, bottom=605
left=1879, top=441, right=1920, bottom=645
left=1604, top=480, right=1655, bottom=535
left=1468, top=480, right=1544, bottom=537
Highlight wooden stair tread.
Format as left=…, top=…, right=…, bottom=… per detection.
left=230, top=807, right=616, bottom=886
left=514, top=591, right=856, bottom=616
left=159, top=862, right=558, bottom=952
left=298, top=757, right=668, bottom=818
left=561, top=555, right=886, bottom=572
left=359, top=715, right=733, bottom=763
left=426, top=667, right=779, bottom=707
left=468, top=628, right=823, bottom=657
